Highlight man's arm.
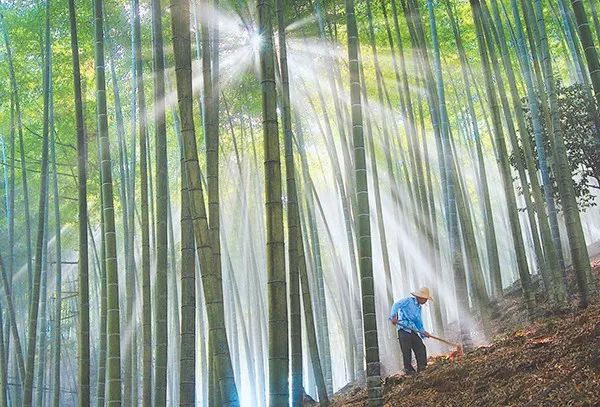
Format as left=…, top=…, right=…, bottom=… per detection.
left=388, top=301, right=400, bottom=325
left=412, top=306, right=429, bottom=338
left=414, top=314, right=425, bottom=333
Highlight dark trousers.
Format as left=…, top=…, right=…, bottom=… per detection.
left=398, top=330, right=427, bottom=374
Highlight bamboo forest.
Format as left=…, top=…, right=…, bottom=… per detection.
left=2, top=0, right=600, bottom=405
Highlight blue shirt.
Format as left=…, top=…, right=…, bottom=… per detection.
left=389, top=297, right=426, bottom=338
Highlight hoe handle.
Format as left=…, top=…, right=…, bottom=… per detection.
left=429, top=334, right=460, bottom=348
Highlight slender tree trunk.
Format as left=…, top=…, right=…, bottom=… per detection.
left=417, top=93, right=445, bottom=327
left=36, top=205, right=50, bottom=407
left=587, top=0, right=600, bottom=43
left=49, top=74, right=63, bottom=407
left=0, top=253, right=25, bottom=384
left=179, top=127, right=196, bottom=406
left=364, top=0, right=395, bottom=313
left=223, top=96, right=263, bottom=405
left=1, top=80, right=23, bottom=402
left=200, top=2, right=225, bottom=404
left=507, top=0, right=567, bottom=302
left=170, top=0, right=239, bottom=404
left=96, top=171, right=108, bottom=407
left=535, top=0, right=593, bottom=305
left=0, top=181, right=7, bottom=395
left=294, top=118, right=336, bottom=403
left=166, top=179, right=181, bottom=406
left=519, top=0, right=568, bottom=275
left=0, top=307, right=6, bottom=407
left=295, top=116, right=333, bottom=395
left=471, top=0, right=534, bottom=314
left=127, top=4, right=139, bottom=393
left=130, top=0, right=152, bottom=404
left=479, top=1, right=549, bottom=299
left=106, top=24, right=136, bottom=406
left=276, top=0, right=304, bottom=404
left=571, top=0, right=600, bottom=116
left=486, top=0, right=566, bottom=303
left=304, top=160, right=358, bottom=383
left=4, top=93, right=15, bottom=407
left=556, top=0, right=587, bottom=84
left=256, top=0, right=288, bottom=404
left=23, top=1, right=52, bottom=402
left=445, top=0, right=503, bottom=298
left=0, top=13, right=34, bottom=299
left=410, top=0, right=468, bottom=342
left=93, top=0, right=122, bottom=403
left=151, top=0, right=169, bottom=403
left=297, top=70, right=350, bottom=387
left=67, top=0, right=90, bottom=403
left=312, top=9, right=363, bottom=376
left=344, top=0, right=382, bottom=403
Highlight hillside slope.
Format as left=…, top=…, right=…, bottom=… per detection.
left=327, top=267, right=600, bottom=406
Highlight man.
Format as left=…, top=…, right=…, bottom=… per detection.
left=388, top=287, right=433, bottom=375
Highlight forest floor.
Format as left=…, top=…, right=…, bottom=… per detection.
left=320, top=260, right=600, bottom=407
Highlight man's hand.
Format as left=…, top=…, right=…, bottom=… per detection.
left=391, top=315, right=398, bottom=326
left=422, top=331, right=431, bottom=338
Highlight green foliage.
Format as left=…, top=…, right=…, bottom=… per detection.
left=512, top=82, right=600, bottom=210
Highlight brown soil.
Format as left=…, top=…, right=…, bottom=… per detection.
left=325, top=263, right=600, bottom=407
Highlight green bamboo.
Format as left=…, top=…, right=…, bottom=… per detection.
left=535, top=0, right=593, bottom=306
left=0, top=13, right=34, bottom=299
left=22, top=1, right=51, bottom=402
left=556, top=0, right=587, bottom=84
left=276, top=0, right=303, bottom=404
left=67, top=0, right=90, bottom=403
left=298, top=119, right=333, bottom=396
left=519, top=0, right=567, bottom=275
left=130, top=0, right=152, bottom=403
left=0, top=253, right=24, bottom=385
left=319, top=13, right=366, bottom=384
left=200, top=2, right=224, bottom=404
left=295, top=118, right=336, bottom=403
left=471, top=0, right=534, bottom=315
left=422, top=0, right=471, bottom=342
left=571, top=0, right=600, bottom=114
left=223, top=97, right=263, bottom=404
left=486, top=0, right=566, bottom=303
left=0, top=308, right=6, bottom=407
left=93, top=0, right=122, bottom=403
left=296, top=73, right=347, bottom=389
left=4, top=92, right=15, bottom=407
left=49, top=72, right=63, bottom=407
left=345, top=0, right=382, bottom=403
left=178, top=56, right=197, bottom=407
left=587, top=0, right=600, bottom=42
left=479, top=1, right=549, bottom=299
left=0, top=140, right=7, bottom=401
left=151, top=0, right=168, bottom=403
left=105, top=22, right=137, bottom=405
left=257, top=0, right=288, bottom=404
left=242, top=114, right=268, bottom=404
left=170, top=0, right=239, bottom=403
left=313, top=8, right=361, bottom=336
left=95, top=155, right=107, bottom=406
left=36, top=201, right=49, bottom=407
left=445, top=0, right=503, bottom=298
left=417, top=90, right=446, bottom=329
left=305, top=153, right=359, bottom=386
left=364, top=0, right=395, bottom=311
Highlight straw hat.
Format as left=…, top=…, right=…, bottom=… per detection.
left=411, top=287, right=433, bottom=300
